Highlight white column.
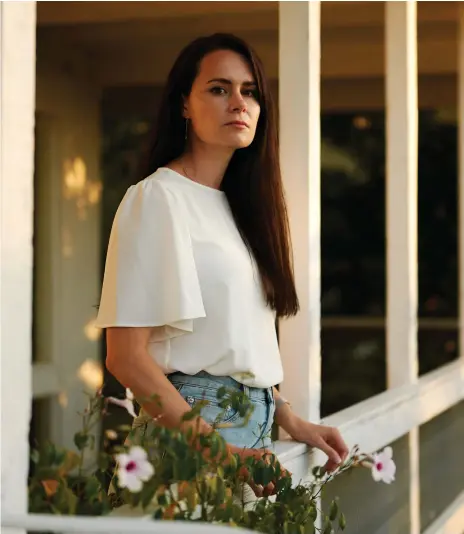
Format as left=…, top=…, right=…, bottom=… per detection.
left=278, top=1, right=321, bottom=426
left=385, top=3, right=420, bottom=534
left=0, top=1, right=37, bottom=531
left=459, top=6, right=464, bottom=366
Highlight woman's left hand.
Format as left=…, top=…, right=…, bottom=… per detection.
left=290, top=420, right=349, bottom=473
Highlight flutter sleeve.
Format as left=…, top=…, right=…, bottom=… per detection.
left=95, top=178, right=206, bottom=338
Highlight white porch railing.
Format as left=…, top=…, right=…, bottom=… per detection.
left=0, top=514, right=250, bottom=534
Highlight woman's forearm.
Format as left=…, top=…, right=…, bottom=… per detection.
left=273, top=386, right=302, bottom=437
left=107, top=345, right=214, bottom=439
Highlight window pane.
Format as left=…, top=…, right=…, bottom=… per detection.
left=321, top=324, right=385, bottom=417
left=321, top=110, right=458, bottom=415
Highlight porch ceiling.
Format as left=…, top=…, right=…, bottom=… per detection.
left=35, top=1, right=460, bottom=86
left=37, top=1, right=458, bottom=28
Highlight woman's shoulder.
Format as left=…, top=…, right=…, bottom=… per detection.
left=124, top=168, right=181, bottom=206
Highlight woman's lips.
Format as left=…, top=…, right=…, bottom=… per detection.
left=225, top=121, right=249, bottom=129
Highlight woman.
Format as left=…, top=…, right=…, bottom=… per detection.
left=96, top=33, right=348, bottom=497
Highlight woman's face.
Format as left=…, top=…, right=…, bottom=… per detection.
left=184, top=49, right=261, bottom=150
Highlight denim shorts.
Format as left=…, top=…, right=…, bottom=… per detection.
left=167, top=371, right=276, bottom=449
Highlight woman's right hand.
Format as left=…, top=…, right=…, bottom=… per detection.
left=233, top=447, right=292, bottom=498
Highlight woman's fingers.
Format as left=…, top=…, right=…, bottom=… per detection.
left=263, top=484, right=275, bottom=497
left=251, top=483, right=264, bottom=497
left=314, top=436, right=342, bottom=466
left=330, top=428, right=350, bottom=462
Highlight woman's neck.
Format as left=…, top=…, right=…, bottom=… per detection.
left=174, top=143, right=234, bottom=190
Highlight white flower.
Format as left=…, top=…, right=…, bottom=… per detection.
left=371, top=446, right=396, bottom=484
left=107, top=388, right=136, bottom=418
left=115, top=446, right=154, bottom=492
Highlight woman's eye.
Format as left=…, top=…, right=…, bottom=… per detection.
left=210, top=86, right=226, bottom=95
left=243, top=89, right=258, bottom=99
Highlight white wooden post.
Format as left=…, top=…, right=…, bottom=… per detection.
left=278, top=1, right=321, bottom=427
left=0, top=2, right=36, bottom=531
left=385, top=3, right=420, bottom=534
left=459, top=5, right=464, bottom=367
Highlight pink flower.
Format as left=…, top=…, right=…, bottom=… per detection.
left=371, top=446, right=396, bottom=484
left=107, top=388, right=136, bottom=418
left=115, top=446, right=154, bottom=492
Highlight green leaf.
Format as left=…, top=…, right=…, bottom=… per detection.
left=35, top=467, right=58, bottom=480
left=30, top=449, right=40, bottom=464
left=339, top=512, right=347, bottom=530
left=260, top=465, right=274, bottom=486
left=303, top=520, right=315, bottom=534
left=217, top=386, right=227, bottom=399
left=55, top=483, right=78, bottom=515
left=238, top=404, right=248, bottom=417
left=42, top=442, right=57, bottom=465
left=308, top=505, right=318, bottom=522
left=84, top=477, right=101, bottom=500
left=329, top=499, right=338, bottom=521
left=54, top=449, right=66, bottom=466
left=157, top=493, right=168, bottom=507
left=58, top=451, right=80, bottom=475
left=181, top=411, right=197, bottom=421
left=210, top=435, right=220, bottom=459
left=276, top=476, right=291, bottom=492
left=73, top=432, right=89, bottom=451
left=140, top=478, right=158, bottom=509
left=214, top=477, right=225, bottom=505
left=97, top=453, right=110, bottom=471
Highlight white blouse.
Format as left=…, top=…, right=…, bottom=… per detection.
left=95, top=167, right=283, bottom=388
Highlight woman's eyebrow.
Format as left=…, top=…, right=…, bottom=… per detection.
left=206, top=78, right=256, bottom=86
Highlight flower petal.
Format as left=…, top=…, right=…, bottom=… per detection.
left=115, top=453, right=130, bottom=468
left=121, top=399, right=137, bottom=418
left=129, top=446, right=148, bottom=462
left=117, top=468, right=130, bottom=489
left=372, top=467, right=382, bottom=482
left=107, top=397, right=136, bottom=418
left=383, top=446, right=393, bottom=459
left=137, top=461, right=155, bottom=481
left=125, top=473, right=144, bottom=493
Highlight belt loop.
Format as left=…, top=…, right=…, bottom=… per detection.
left=267, top=387, right=274, bottom=405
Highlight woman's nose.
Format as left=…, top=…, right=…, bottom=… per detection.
left=229, top=92, right=247, bottom=113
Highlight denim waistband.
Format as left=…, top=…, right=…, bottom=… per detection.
left=167, top=371, right=274, bottom=404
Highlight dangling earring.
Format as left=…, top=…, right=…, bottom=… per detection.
left=185, top=118, right=189, bottom=141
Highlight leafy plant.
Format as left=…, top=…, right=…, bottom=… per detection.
left=28, top=387, right=395, bottom=533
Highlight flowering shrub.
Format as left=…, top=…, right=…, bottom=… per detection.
left=28, top=387, right=395, bottom=533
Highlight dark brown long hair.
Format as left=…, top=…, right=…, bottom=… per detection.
left=141, top=33, right=299, bottom=318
